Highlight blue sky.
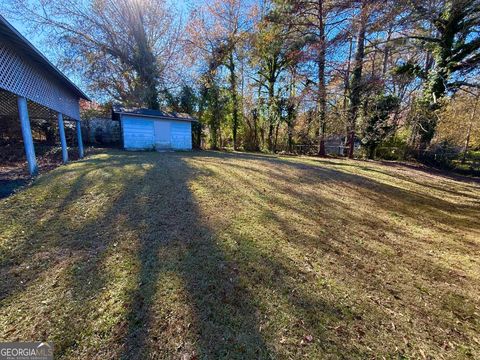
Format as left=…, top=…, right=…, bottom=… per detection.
left=4, top=15, right=42, bottom=49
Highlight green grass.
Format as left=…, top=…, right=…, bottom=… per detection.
left=1, top=150, right=479, bottom=359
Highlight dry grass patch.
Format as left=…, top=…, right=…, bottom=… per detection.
left=0, top=150, right=479, bottom=359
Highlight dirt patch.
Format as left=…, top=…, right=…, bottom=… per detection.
left=0, top=143, right=96, bottom=198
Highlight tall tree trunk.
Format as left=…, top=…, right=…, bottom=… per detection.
left=268, top=123, right=274, bottom=151
left=317, top=0, right=327, bottom=156
left=287, top=67, right=297, bottom=153
left=252, top=108, right=260, bottom=151
left=228, top=52, right=240, bottom=150
left=255, top=83, right=262, bottom=151
left=267, top=79, right=276, bottom=151
left=346, top=2, right=368, bottom=158
left=343, top=37, right=354, bottom=122
left=274, top=122, right=280, bottom=152
left=287, top=119, right=294, bottom=152
left=210, top=85, right=220, bottom=150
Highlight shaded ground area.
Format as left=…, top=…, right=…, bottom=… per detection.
left=0, top=150, right=479, bottom=359
left=0, top=144, right=97, bottom=198
left=0, top=177, right=29, bottom=199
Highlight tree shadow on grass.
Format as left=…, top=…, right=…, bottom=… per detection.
left=2, top=150, right=479, bottom=359
left=81, top=150, right=477, bottom=360
left=107, top=153, right=271, bottom=359
left=0, top=179, right=29, bottom=199
left=1, top=151, right=272, bottom=358
left=184, top=152, right=480, bottom=355
left=0, top=154, right=138, bottom=302
left=223, top=152, right=479, bottom=228
left=121, top=153, right=395, bottom=358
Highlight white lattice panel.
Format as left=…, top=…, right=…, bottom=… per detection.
left=0, top=39, right=81, bottom=120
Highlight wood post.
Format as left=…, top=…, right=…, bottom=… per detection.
left=76, top=120, right=84, bottom=158
left=17, top=96, right=38, bottom=176
left=57, top=113, right=68, bottom=163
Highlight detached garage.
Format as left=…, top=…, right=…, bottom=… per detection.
left=113, top=107, right=197, bottom=151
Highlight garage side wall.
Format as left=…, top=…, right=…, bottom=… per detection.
left=121, top=115, right=155, bottom=150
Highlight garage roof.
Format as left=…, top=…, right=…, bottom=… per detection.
left=112, top=105, right=197, bottom=122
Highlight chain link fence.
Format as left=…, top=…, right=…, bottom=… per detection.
left=276, top=144, right=354, bottom=156
left=376, top=146, right=480, bottom=175
left=276, top=143, right=480, bottom=175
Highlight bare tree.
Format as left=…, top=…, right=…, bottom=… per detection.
left=4, top=0, right=182, bottom=108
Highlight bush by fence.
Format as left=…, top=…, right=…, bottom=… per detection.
left=274, top=141, right=480, bottom=175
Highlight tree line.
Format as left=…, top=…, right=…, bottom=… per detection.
left=4, top=0, right=480, bottom=158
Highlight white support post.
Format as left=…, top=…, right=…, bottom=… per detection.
left=76, top=120, right=84, bottom=158
left=17, top=96, right=38, bottom=176
left=57, top=113, right=68, bottom=163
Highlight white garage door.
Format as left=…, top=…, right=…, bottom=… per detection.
left=122, top=117, right=155, bottom=150
left=171, top=121, right=192, bottom=150
left=154, top=120, right=171, bottom=149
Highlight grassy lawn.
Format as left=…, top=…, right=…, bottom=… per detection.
left=0, top=150, right=479, bottom=359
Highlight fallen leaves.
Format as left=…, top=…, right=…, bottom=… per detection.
left=300, top=334, right=314, bottom=346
